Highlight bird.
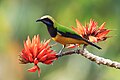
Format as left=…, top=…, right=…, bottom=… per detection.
left=36, top=15, right=101, bottom=54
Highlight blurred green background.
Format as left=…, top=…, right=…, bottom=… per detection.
left=0, top=0, right=120, bottom=80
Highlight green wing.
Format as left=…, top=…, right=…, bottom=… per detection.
left=55, top=23, right=78, bottom=35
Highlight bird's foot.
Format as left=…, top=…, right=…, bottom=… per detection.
left=58, top=50, right=63, bottom=57
left=57, top=45, right=65, bottom=56
left=82, top=44, right=87, bottom=51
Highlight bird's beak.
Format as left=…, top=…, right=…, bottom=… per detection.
left=36, top=18, right=42, bottom=22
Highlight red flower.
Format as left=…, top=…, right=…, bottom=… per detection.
left=19, top=35, right=57, bottom=77
left=72, top=19, right=110, bottom=43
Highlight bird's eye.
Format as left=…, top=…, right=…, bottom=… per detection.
left=42, top=18, right=53, bottom=26
left=44, top=20, right=52, bottom=26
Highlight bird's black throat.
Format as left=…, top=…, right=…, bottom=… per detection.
left=40, top=18, right=57, bottom=37
left=41, top=18, right=53, bottom=27
left=47, top=25, right=57, bottom=37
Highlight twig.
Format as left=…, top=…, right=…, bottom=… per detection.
left=56, top=49, right=120, bottom=69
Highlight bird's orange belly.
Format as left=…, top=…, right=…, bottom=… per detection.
left=52, top=34, right=87, bottom=45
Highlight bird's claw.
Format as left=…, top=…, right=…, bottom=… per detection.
left=58, top=49, right=63, bottom=54
left=58, top=51, right=63, bottom=57
left=82, top=44, right=87, bottom=51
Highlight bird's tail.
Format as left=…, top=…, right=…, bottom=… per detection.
left=82, top=38, right=102, bottom=49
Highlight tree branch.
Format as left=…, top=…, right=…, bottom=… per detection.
left=56, top=49, right=120, bottom=69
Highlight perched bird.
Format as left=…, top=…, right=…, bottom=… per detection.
left=36, top=15, right=101, bottom=54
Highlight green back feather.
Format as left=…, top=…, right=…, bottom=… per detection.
left=54, top=22, right=78, bottom=35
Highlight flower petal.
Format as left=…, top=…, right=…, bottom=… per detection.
left=28, top=65, right=38, bottom=72
left=99, top=22, right=106, bottom=30
left=34, top=58, right=38, bottom=65
left=96, top=30, right=110, bottom=39
left=89, top=19, right=97, bottom=34
left=33, top=45, right=38, bottom=58
left=89, top=36, right=98, bottom=42
left=43, top=60, right=53, bottom=64
left=28, top=65, right=41, bottom=77
left=39, top=55, right=47, bottom=62
left=76, top=19, right=85, bottom=34
left=71, top=26, right=82, bottom=35
left=37, top=48, right=47, bottom=59
left=26, top=36, right=31, bottom=47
